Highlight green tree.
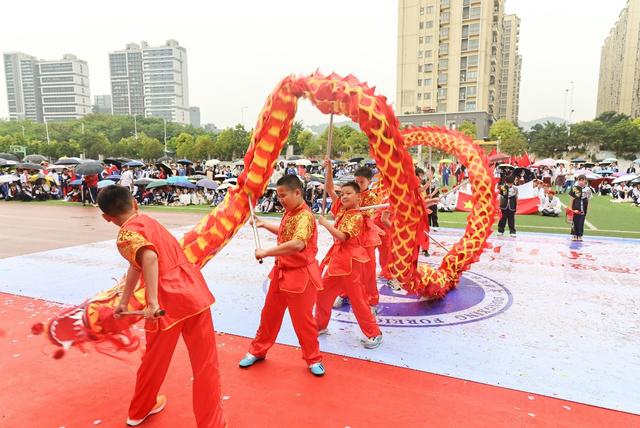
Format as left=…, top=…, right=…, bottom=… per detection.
left=527, top=122, right=569, bottom=157
left=569, top=120, right=606, bottom=159
left=286, top=121, right=304, bottom=154
left=458, top=120, right=477, bottom=138
left=500, top=135, right=528, bottom=156
left=490, top=119, right=521, bottom=142
left=139, top=134, right=164, bottom=161
left=596, top=111, right=630, bottom=127
left=215, top=125, right=251, bottom=160
left=605, top=120, right=640, bottom=159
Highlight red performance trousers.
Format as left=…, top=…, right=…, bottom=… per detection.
left=363, top=246, right=380, bottom=305
left=249, top=281, right=322, bottom=365
left=128, top=310, right=225, bottom=428
left=377, top=231, right=392, bottom=279
left=316, top=262, right=381, bottom=339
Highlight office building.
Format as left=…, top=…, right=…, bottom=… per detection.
left=596, top=0, right=640, bottom=117
left=109, top=40, right=191, bottom=124
left=396, top=0, right=521, bottom=137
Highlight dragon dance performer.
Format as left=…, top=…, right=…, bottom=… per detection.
left=373, top=198, right=393, bottom=280
left=316, top=181, right=383, bottom=348
left=239, top=175, right=326, bottom=377
left=96, top=185, right=225, bottom=428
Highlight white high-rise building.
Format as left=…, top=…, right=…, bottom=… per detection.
left=109, top=40, right=190, bottom=124
left=3, top=52, right=42, bottom=121
left=39, top=54, right=91, bottom=121
left=3, top=52, right=90, bottom=122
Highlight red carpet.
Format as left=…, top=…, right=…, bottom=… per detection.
left=0, top=292, right=637, bottom=428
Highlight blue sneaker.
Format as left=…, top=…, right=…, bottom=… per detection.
left=309, top=362, right=325, bottom=377
left=239, top=353, right=264, bottom=368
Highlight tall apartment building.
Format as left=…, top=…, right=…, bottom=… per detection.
left=39, top=54, right=91, bottom=121
left=498, top=14, right=521, bottom=123
left=93, top=94, right=112, bottom=114
left=396, top=0, right=521, bottom=137
left=3, top=52, right=90, bottom=122
left=596, top=0, right=640, bottom=117
left=109, top=44, right=145, bottom=116
left=3, top=52, right=42, bottom=121
left=108, top=40, right=190, bottom=124
left=189, top=106, right=201, bottom=128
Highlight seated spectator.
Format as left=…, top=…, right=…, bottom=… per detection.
left=539, top=190, right=561, bottom=217
left=438, top=188, right=456, bottom=212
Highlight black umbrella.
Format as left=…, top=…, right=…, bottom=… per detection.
left=176, top=159, right=193, bottom=165
left=349, top=157, right=364, bottom=163
left=571, top=157, right=586, bottom=163
left=0, top=153, right=20, bottom=161
left=55, top=157, right=81, bottom=165
left=286, top=155, right=303, bottom=161
left=0, top=159, right=8, bottom=167
left=23, top=154, right=47, bottom=163
left=156, top=155, right=172, bottom=163
left=15, top=162, right=43, bottom=171
left=76, top=162, right=104, bottom=175
left=103, top=158, right=131, bottom=168
left=155, top=163, right=173, bottom=176
left=513, top=167, right=534, bottom=182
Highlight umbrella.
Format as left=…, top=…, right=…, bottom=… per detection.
left=134, top=178, right=154, bottom=186
left=571, top=157, right=586, bottom=163
left=167, top=175, right=189, bottom=184
left=15, top=162, right=43, bottom=171
left=533, top=158, right=555, bottom=167
left=348, top=157, right=364, bottom=163
left=155, top=163, right=173, bottom=176
left=48, top=164, right=67, bottom=171
left=0, top=159, right=8, bottom=167
left=0, top=174, right=19, bottom=183
left=586, top=173, right=602, bottom=180
left=364, top=159, right=376, bottom=165
left=104, top=174, right=121, bottom=180
left=0, top=153, right=20, bottom=161
left=69, top=178, right=83, bottom=186
left=287, top=155, right=303, bottom=161
left=633, top=159, right=640, bottom=165
left=489, top=153, right=510, bottom=163
left=223, top=178, right=238, bottom=184
left=497, top=164, right=515, bottom=169
left=573, top=169, right=589, bottom=176
left=103, top=158, right=130, bottom=167
left=98, top=180, right=114, bottom=189
left=175, top=181, right=196, bottom=189
left=156, top=156, right=172, bottom=163
left=582, top=162, right=595, bottom=168
left=176, top=159, right=193, bottom=165
left=309, top=181, right=323, bottom=187
left=295, top=159, right=312, bottom=166
left=146, top=180, right=168, bottom=189
left=205, top=159, right=220, bottom=167
left=23, top=154, right=47, bottom=163
left=55, top=157, right=82, bottom=165
left=602, top=158, right=618, bottom=163
left=188, top=174, right=207, bottom=180
left=439, top=159, right=454, bottom=164
left=631, top=178, right=640, bottom=184
left=555, top=159, right=570, bottom=165
left=196, top=179, right=219, bottom=190
left=233, top=160, right=245, bottom=166
left=310, top=174, right=325, bottom=182
left=214, top=174, right=228, bottom=180
left=76, top=162, right=104, bottom=175
left=612, top=174, right=638, bottom=184
left=124, top=160, right=145, bottom=167
left=29, top=173, right=54, bottom=183
left=217, top=182, right=233, bottom=191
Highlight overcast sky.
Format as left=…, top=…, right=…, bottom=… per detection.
left=0, top=0, right=629, bottom=128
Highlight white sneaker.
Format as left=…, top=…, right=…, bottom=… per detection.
left=333, top=296, right=347, bottom=308
left=126, top=395, right=167, bottom=426
left=497, top=232, right=504, bottom=236
left=318, top=328, right=329, bottom=336
left=387, top=279, right=402, bottom=291
left=432, top=227, right=439, bottom=232
left=363, top=335, right=383, bottom=349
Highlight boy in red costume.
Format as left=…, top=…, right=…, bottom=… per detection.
left=316, top=181, right=383, bottom=349
left=239, top=175, right=325, bottom=376
left=97, top=185, right=225, bottom=428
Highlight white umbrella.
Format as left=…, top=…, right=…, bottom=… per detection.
left=217, top=182, right=232, bottom=190
left=205, top=159, right=220, bottom=167
left=295, top=159, right=312, bottom=166
left=533, top=158, right=556, bottom=167
left=0, top=174, right=19, bottom=184
left=612, top=174, right=638, bottom=184
left=585, top=173, right=602, bottom=180
left=555, top=159, right=570, bottom=165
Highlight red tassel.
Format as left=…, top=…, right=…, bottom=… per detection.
left=52, top=349, right=65, bottom=359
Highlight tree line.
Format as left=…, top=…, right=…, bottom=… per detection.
left=1, top=111, right=639, bottom=162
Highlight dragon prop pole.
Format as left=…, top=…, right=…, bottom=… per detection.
left=247, top=194, right=263, bottom=264
left=320, top=113, right=334, bottom=216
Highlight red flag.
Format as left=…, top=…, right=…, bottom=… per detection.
left=455, top=192, right=473, bottom=212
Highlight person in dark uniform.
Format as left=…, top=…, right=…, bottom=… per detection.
left=426, top=166, right=440, bottom=231
left=568, top=174, right=592, bottom=241
left=497, top=175, right=518, bottom=237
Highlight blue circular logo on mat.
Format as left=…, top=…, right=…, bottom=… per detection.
left=332, top=271, right=512, bottom=328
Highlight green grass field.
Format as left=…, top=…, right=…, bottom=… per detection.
left=17, top=195, right=640, bottom=239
